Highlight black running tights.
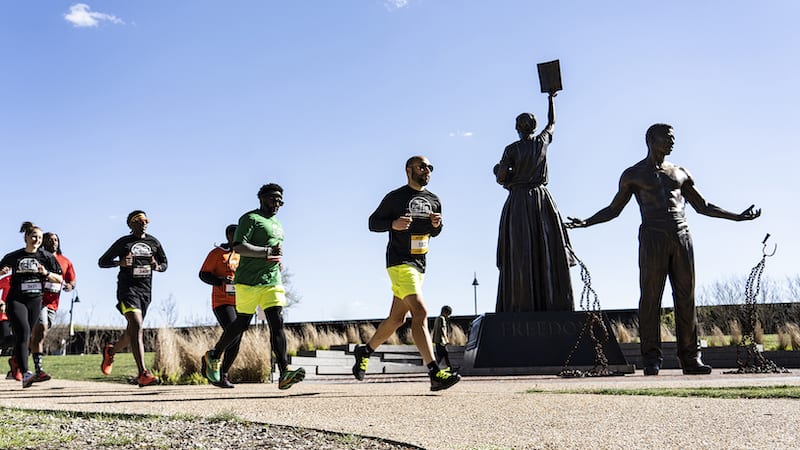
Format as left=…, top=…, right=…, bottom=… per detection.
left=8, top=298, right=41, bottom=374
left=213, top=305, right=242, bottom=374
left=213, top=306, right=288, bottom=372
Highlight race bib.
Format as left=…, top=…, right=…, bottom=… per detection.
left=133, top=266, right=152, bottom=278
left=21, top=282, right=43, bottom=293
left=410, top=234, right=430, bottom=255
left=225, top=284, right=236, bottom=295
left=44, top=281, right=62, bottom=293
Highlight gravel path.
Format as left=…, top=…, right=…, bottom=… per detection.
left=3, top=408, right=418, bottom=449
left=2, top=370, right=799, bottom=449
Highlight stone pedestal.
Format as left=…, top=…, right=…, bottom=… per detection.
left=461, top=312, right=634, bottom=375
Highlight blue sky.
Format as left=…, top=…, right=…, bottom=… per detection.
left=1, top=1, right=798, bottom=328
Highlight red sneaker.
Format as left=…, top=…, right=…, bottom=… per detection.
left=7, top=357, right=21, bottom=381
left=136, top=370, right=161, bottom=387
left=32, top=371, right=51, bottom=382
left=101, top=344, right=114, bottom=375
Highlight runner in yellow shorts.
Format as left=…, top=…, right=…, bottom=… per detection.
left=353, top=155, right=460, bottom=392
left=201, top=183, right=304, bottom=390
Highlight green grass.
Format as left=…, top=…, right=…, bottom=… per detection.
left=37, top=352, right=155, bottom=383
left=527, top=385, right=800, bottom=399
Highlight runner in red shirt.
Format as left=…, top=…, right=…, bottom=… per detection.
left=0, top=274, right=16, bottom=380
left=29, top=232, right=77, bottom=382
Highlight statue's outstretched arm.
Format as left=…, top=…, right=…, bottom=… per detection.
left=566, top=176, right=633, bottom=229
left=683, top=184, right=761, bottom=221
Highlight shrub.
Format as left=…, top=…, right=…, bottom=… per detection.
left=707, top=326, right=728, bottom=347
left=660, top=323, right=675, bottom=342
left=784, top=322, right=800, bottom=350
left=612, top=321, right=632, bottom=344
left=345, top=325, right=360, bottom=344
left=776, top=325, right=792, bottom=351
left=450, top=324, right=467, bottom=346
left=729, top=320, right=743, bottom=346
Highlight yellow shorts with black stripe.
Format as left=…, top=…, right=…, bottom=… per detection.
left=387, top=264, right=425, bottom=300
left=235, top=284, right=286, bottom=314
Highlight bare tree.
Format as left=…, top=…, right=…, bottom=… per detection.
left=281, top=267, right=302, bottom=309
left=158, top=293, right=179, bottom=327
left=697, top=275, right=745, bottom=306
left=787, top=275, right=800, bottom=302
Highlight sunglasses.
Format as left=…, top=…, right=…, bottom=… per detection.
left=266, top=195, right=284, bottom=206
left=415, top=164, right=434, bottom=173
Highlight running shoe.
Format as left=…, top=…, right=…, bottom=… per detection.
left=6, top=368, right=22, bottom=381
left=8, top=357, right=21, bottom=381
left=32, top=371, right=51, bottom=383
left=136, top=370, right=161, bottom=387
left=278, top=367, right=305, bottom=390
left=430, top=369, right=461, bottom=392
left=101, top=344, right=114, bottom=375
left=212, top=374, right=235, bottom=389
left=22, top=371, right=35, bottom=388
left=201, top=350, right=221, bottom=383
left=351, top=345, right=370, bottom=381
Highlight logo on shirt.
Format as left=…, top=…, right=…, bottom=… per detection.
left=408, top=196, right=433, bottom=219
left=16, top=257, right=39, bottom=273
left=131, top=242, right=153, bottom=257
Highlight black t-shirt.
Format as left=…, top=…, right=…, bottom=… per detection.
left=98, top=234, right=168, bottom=301
left=0, top=248, right=62, bottom=301
left=368, top=185, right=442, bottom=273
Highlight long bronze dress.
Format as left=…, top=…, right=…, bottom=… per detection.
left=495, top=130, right=574, bottom=312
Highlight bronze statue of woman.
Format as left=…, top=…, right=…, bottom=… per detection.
left=494, top=93, right=574, bottom=312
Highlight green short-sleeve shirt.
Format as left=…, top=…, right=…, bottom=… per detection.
left=233, top=209, right=283, bottom=286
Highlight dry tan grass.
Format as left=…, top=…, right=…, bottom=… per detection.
left=233, top=327, right=273, bottom=382
left=611, top=321, right=638, bottom=344
left=660, top=323, right=676, bottom=342
left=345, top=325, right=361, bottom=344
left=777, top=325, right=792, bottom=351
left=450, top=324, right=467, bottom=346
left=728, top=320, right=743, bottom=345
left=787, top=322, right=800, bottom=350
left=299, top=323, right=319, bottom=351
left=399, top=328, right=414, bottom=345
left=384, top=330, right=401, bottom=345
left=153, top=326, right=273, bottom=383
left=284, top=327, right=301, bottom=355
left=707, top=325, right=728, bottom=347
left=358, top=323, right=377, bottom=343
left=777, top=322, right=800, bottom=351
left=754, top=321, right=764, bottom=344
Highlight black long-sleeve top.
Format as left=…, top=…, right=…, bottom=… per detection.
left=368, top=185, right=442, bottom=273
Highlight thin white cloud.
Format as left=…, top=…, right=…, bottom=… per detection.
left=64, top=3, right=124, bottom=28
left=449, top=131, right=474, bottom=138
left=384, top=0, right=409, bottom=11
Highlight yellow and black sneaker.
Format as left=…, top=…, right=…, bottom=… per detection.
left=352, top=345, right=370, bottom=381
left=430, top=369, right=461, bottom=392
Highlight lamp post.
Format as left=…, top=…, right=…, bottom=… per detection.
left=68, top=289, right=80, bottom=337
left=472, top=272, right=479, bottom=316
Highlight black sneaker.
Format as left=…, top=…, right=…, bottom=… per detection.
left=212, top=374, right=235, bottom=389
left=352, top=345, right=370, bottom=381
left=430, top=369, right=461, bottom=392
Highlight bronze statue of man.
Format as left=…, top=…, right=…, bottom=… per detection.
left=566, top=123, right=760, bottom=375
left=494, top=93, right=574, bottom=313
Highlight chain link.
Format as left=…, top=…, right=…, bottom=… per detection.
left=724, top=235, right=788, bottom=375
left=558, top=247, right=617, bottom=378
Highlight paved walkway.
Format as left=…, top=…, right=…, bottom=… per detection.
left=2, top=370, right=799, bottom=449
